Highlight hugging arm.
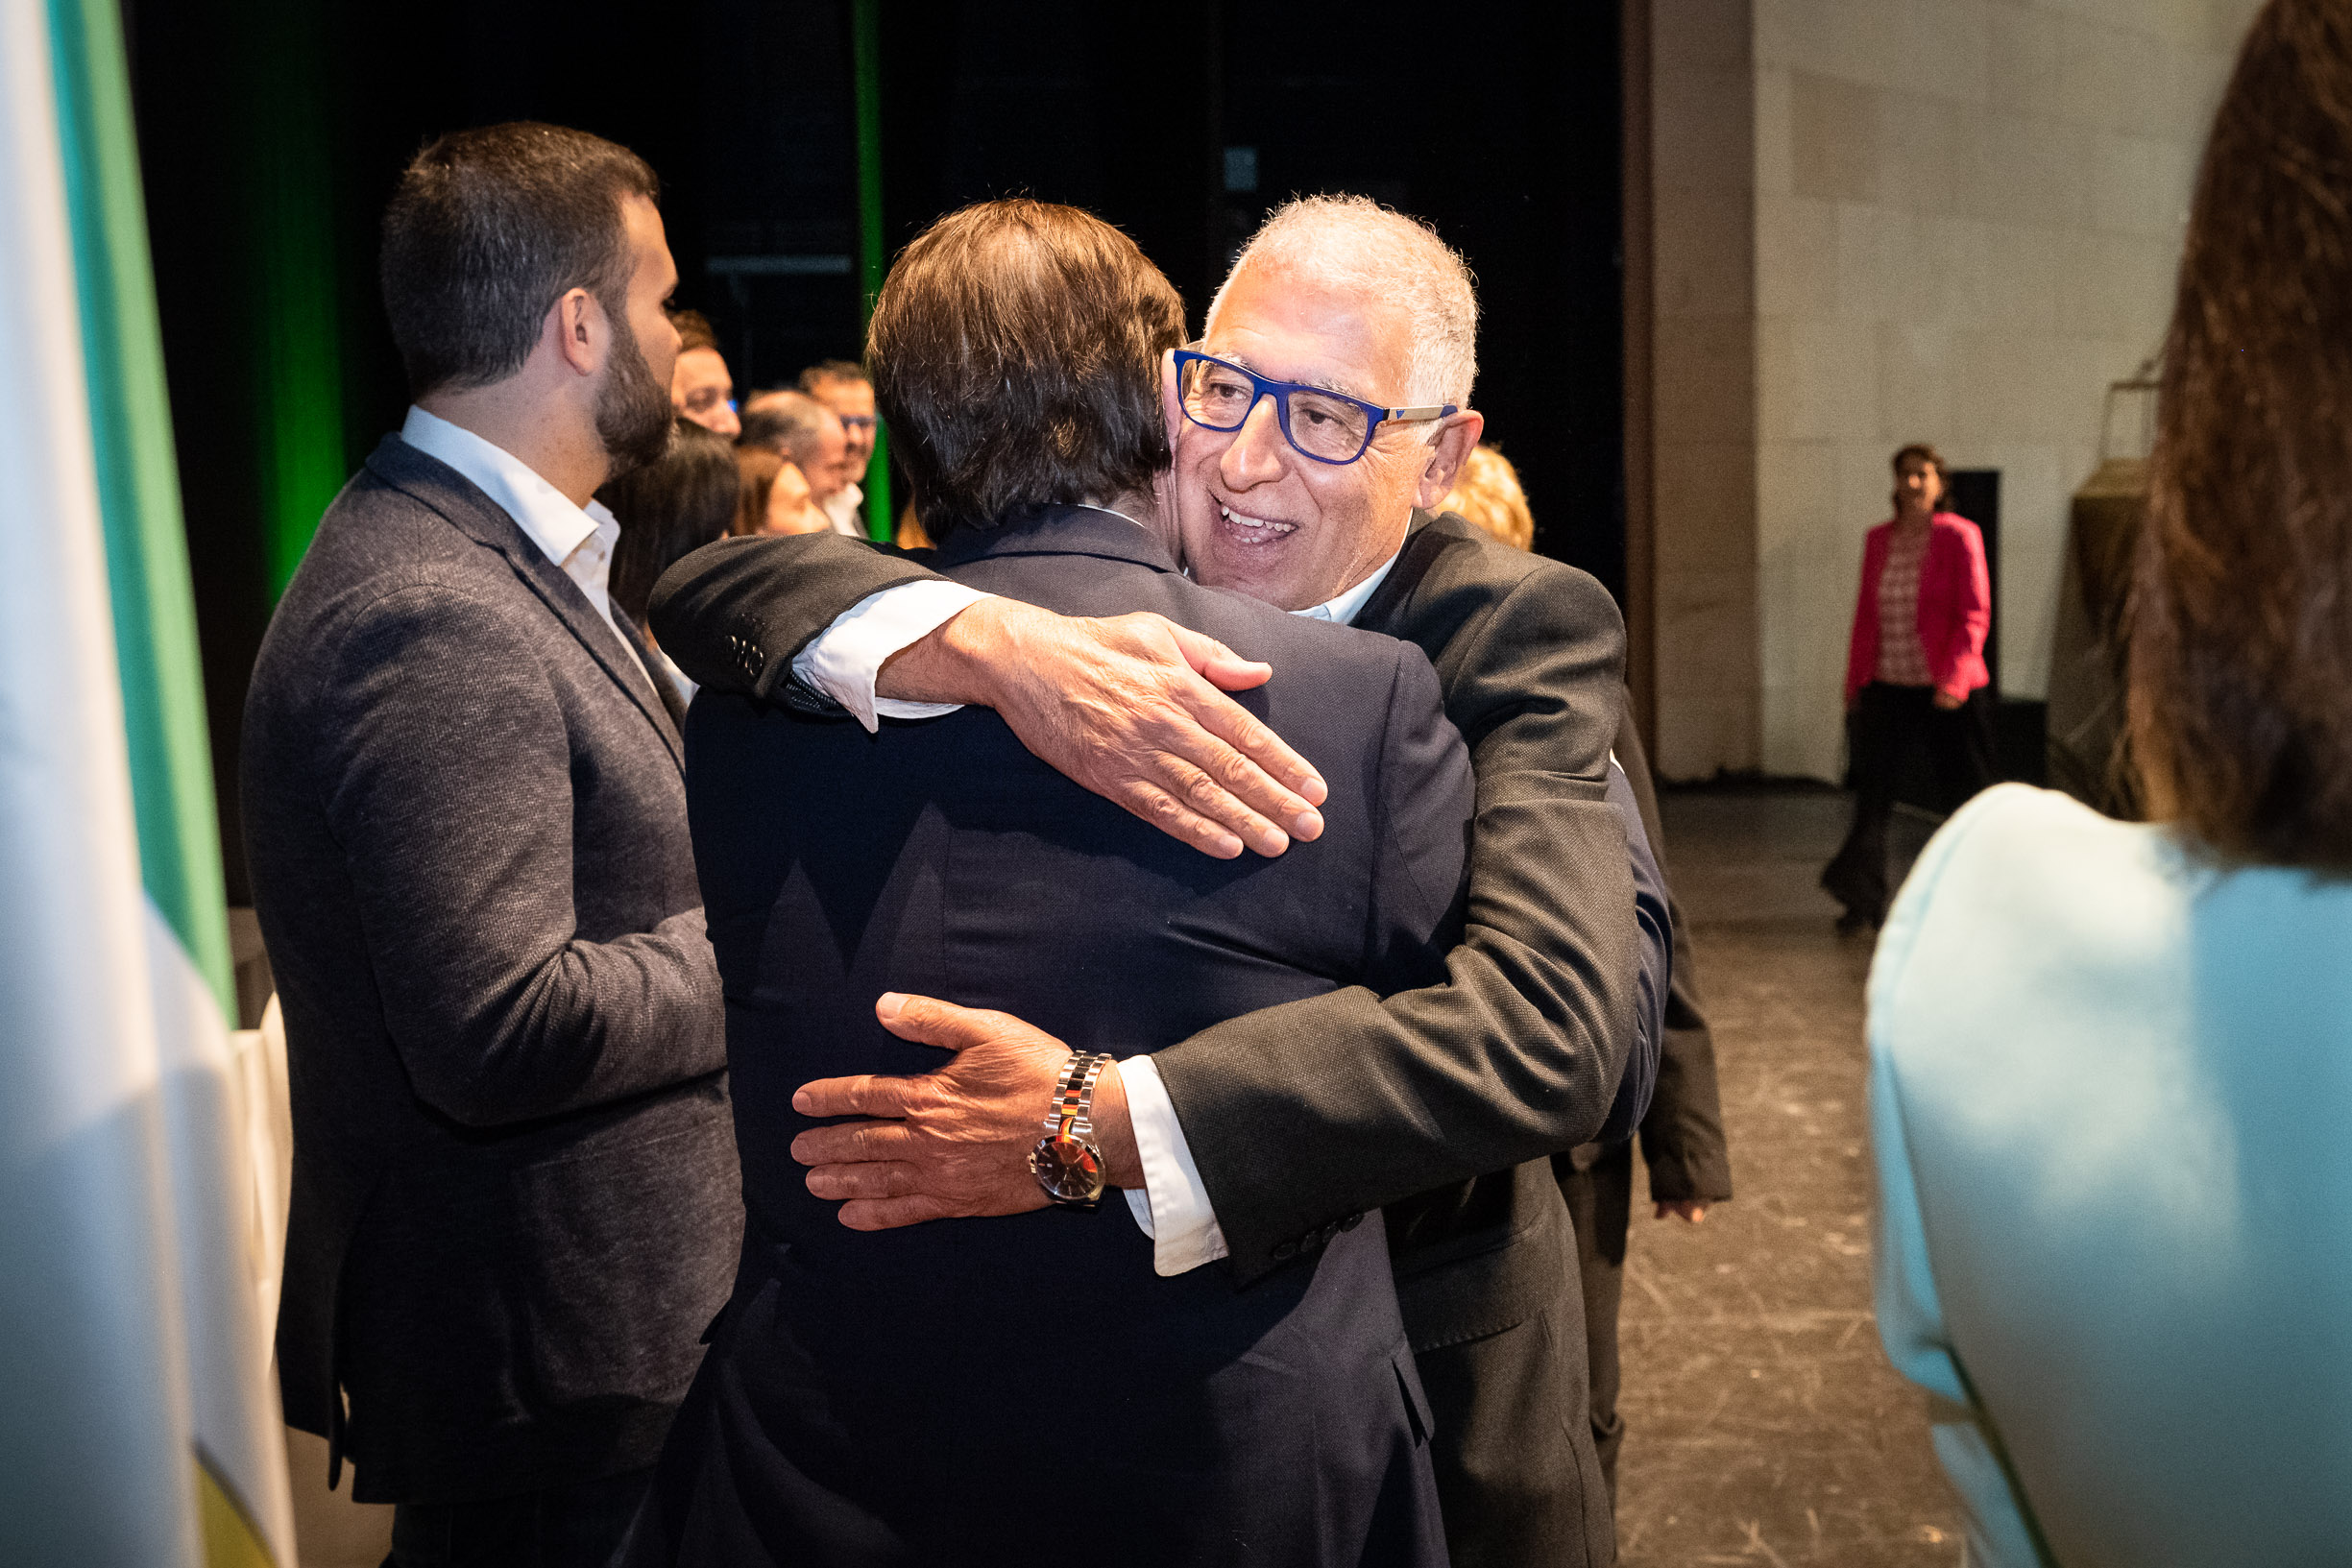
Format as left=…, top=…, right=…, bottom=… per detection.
left=1151, top=567, right=1649, bottom=1279
left=784, top=556, right=1666, bottom=1275
left=648, top=531, right=1329, bottom=859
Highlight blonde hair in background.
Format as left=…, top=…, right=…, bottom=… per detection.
left=1443, top=444, right=1534, bottom=551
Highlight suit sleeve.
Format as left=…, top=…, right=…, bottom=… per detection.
left=1608, top=703, right=1734, bottom=1202
left=1588, top=759, right=1669, bottom=1147
left=319, top=585, right=726, bottom=1126
left=1361, top=644, right=1476, bottom=994
left=646, top=529, right=948, bottom=706
left=1151, top=566, right=1643, bottom=1283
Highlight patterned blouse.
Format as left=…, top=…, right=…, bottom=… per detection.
left=1874, top=521, right=1933, bottom=687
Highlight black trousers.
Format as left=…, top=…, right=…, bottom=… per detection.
left=1821, top=682, right=1995, bottom=921
left=384, top=1465, right=653, bottom=1568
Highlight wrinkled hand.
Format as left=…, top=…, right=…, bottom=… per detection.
left=1655, top=1201, right=1709, bottom=1223
left=1931, top=688, right=1964, bottom=711
left=878, top=598, right=1327, bottom=859
left=791, top=994, right=1135, bottom=1230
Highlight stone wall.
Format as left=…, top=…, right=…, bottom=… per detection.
left=1645, top=0, right=2261, bottom=781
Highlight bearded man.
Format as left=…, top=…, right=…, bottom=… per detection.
left=243, top=125, right=1321, bottom=1568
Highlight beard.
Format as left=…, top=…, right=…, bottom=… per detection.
left=595, top=304, right=676, bottom=477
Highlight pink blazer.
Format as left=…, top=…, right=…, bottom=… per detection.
left=1843, top=513, right=1990, bottom=706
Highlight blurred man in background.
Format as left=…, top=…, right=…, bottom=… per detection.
left=800, top=359, right=876, bottom=536
left=739, top=388, right=856, bottom=534
left=666, top=307, right=738, bottom=439
left=1443, top=441, right=1735, bottom=1503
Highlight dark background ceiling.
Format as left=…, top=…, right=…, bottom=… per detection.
left=121, top=0, right=1624, bottom=899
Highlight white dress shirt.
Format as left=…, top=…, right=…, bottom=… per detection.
left=397, top=405, right=653, bottom=690
left=821, top=481, right=866, bottom=539
left=791, top=513, right=1408, bottom=1275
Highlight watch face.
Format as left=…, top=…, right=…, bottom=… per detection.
left=1029, top=1134, right=1107, bottom=1204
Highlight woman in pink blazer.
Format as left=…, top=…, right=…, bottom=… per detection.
left=1820, top=444, right=1995, bottom=929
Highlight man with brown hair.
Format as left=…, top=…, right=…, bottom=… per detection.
left=654, top=195, right=1668, bottom=1567
left=627, top=198, right=1460, bottom=1566
left=667, top=306, right=739, bottom=438
left=244, top=125, right=1334, bottom=1567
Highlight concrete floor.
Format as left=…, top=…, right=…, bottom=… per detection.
left=1612, top=789, right=1960, bottom=1567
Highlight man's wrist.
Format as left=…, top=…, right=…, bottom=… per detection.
left=1088, top=1057, right=1144, bottom=1190
left=876, top=596, right=1027, bottom=707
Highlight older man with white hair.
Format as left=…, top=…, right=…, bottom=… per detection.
left=652, top=196, right=1662, bottom=1565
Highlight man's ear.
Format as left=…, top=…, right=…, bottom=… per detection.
left=1415, top=409, right=1485, bottom=511
left=1160, top=350, right=1183, bottom=447
left=546, top=286, right=602, bottom=379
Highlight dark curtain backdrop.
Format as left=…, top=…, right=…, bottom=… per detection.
left=122, top=0, right=1622, bottom=901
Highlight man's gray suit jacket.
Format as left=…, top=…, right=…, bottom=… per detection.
left=241, top=435, right=928, bottom=1505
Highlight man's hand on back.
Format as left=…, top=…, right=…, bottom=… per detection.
left=878, top=598, right=1327, bottom=859
left=793, top=993, right=1144, bottom=1230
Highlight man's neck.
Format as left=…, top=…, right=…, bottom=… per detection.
left=415, top=381, right=609, bottom=508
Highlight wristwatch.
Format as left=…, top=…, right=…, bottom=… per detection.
left=1029, top=1051, right=1111, bottom=1207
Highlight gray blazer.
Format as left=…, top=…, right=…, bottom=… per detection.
left=241, top=436, right=919, bottom=1505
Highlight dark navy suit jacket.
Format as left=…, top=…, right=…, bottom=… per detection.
left=630, top=506, right=1470, bottom=1567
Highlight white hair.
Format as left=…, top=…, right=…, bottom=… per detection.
left=1204, top=194, right=1479, bottom=410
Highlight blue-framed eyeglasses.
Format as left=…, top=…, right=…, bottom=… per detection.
left=1174, top=349, right=1457, bottom=466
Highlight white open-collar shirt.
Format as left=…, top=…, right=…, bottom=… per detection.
left=398, top=405, right=656, bottom=690
left=796, top=505, right=1405, bottom=1274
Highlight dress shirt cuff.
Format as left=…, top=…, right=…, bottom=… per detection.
left=790, top=581, right=993, bottom=732
left=1118, top=1054, right=1229, bottom=1276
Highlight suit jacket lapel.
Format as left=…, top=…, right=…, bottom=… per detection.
left=365, top=438, right=686, bottom=770
left=616, top=610, right=690, bottom=732
left=1354, top=510, right=1450, bottom=633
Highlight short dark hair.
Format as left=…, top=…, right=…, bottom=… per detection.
left=669, top=307, right=718, bottom=354
left=380, top=122, right=659, bottom=398
left=799, top=358, right=868, bottom=393
left=2130, top=0, right=2352, bottom=872
left=1891, top=443, right=1947, bottom=483
left=867, top=199, right=1185, bottom=540
left=596, top=419, right=738, bottom=625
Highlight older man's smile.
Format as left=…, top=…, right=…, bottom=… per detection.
left=1215, top=498, right=1300, bottom=544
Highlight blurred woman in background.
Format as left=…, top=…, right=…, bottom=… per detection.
left=732, top=443, right=826, bottom=537
left=1821, top=443, right=1993, bottom=930
left=1441, top=443, right=1534, bottom=550
left=598, top=418, right=740, bottom=700
left=1870, top=4, right=2352, bottom=1561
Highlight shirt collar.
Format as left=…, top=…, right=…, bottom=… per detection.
left=1293, top=549, right=1399, bottom=627
left=820, top=481, right=866, bottom=536
left=399, top=405, right=614, bottom=573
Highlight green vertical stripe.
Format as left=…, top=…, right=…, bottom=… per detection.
left=851, top=0, right=894, bottom=543
left=47, top=0, right=235, bottom=1019
left=245, top=1, right=344, bottom=599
